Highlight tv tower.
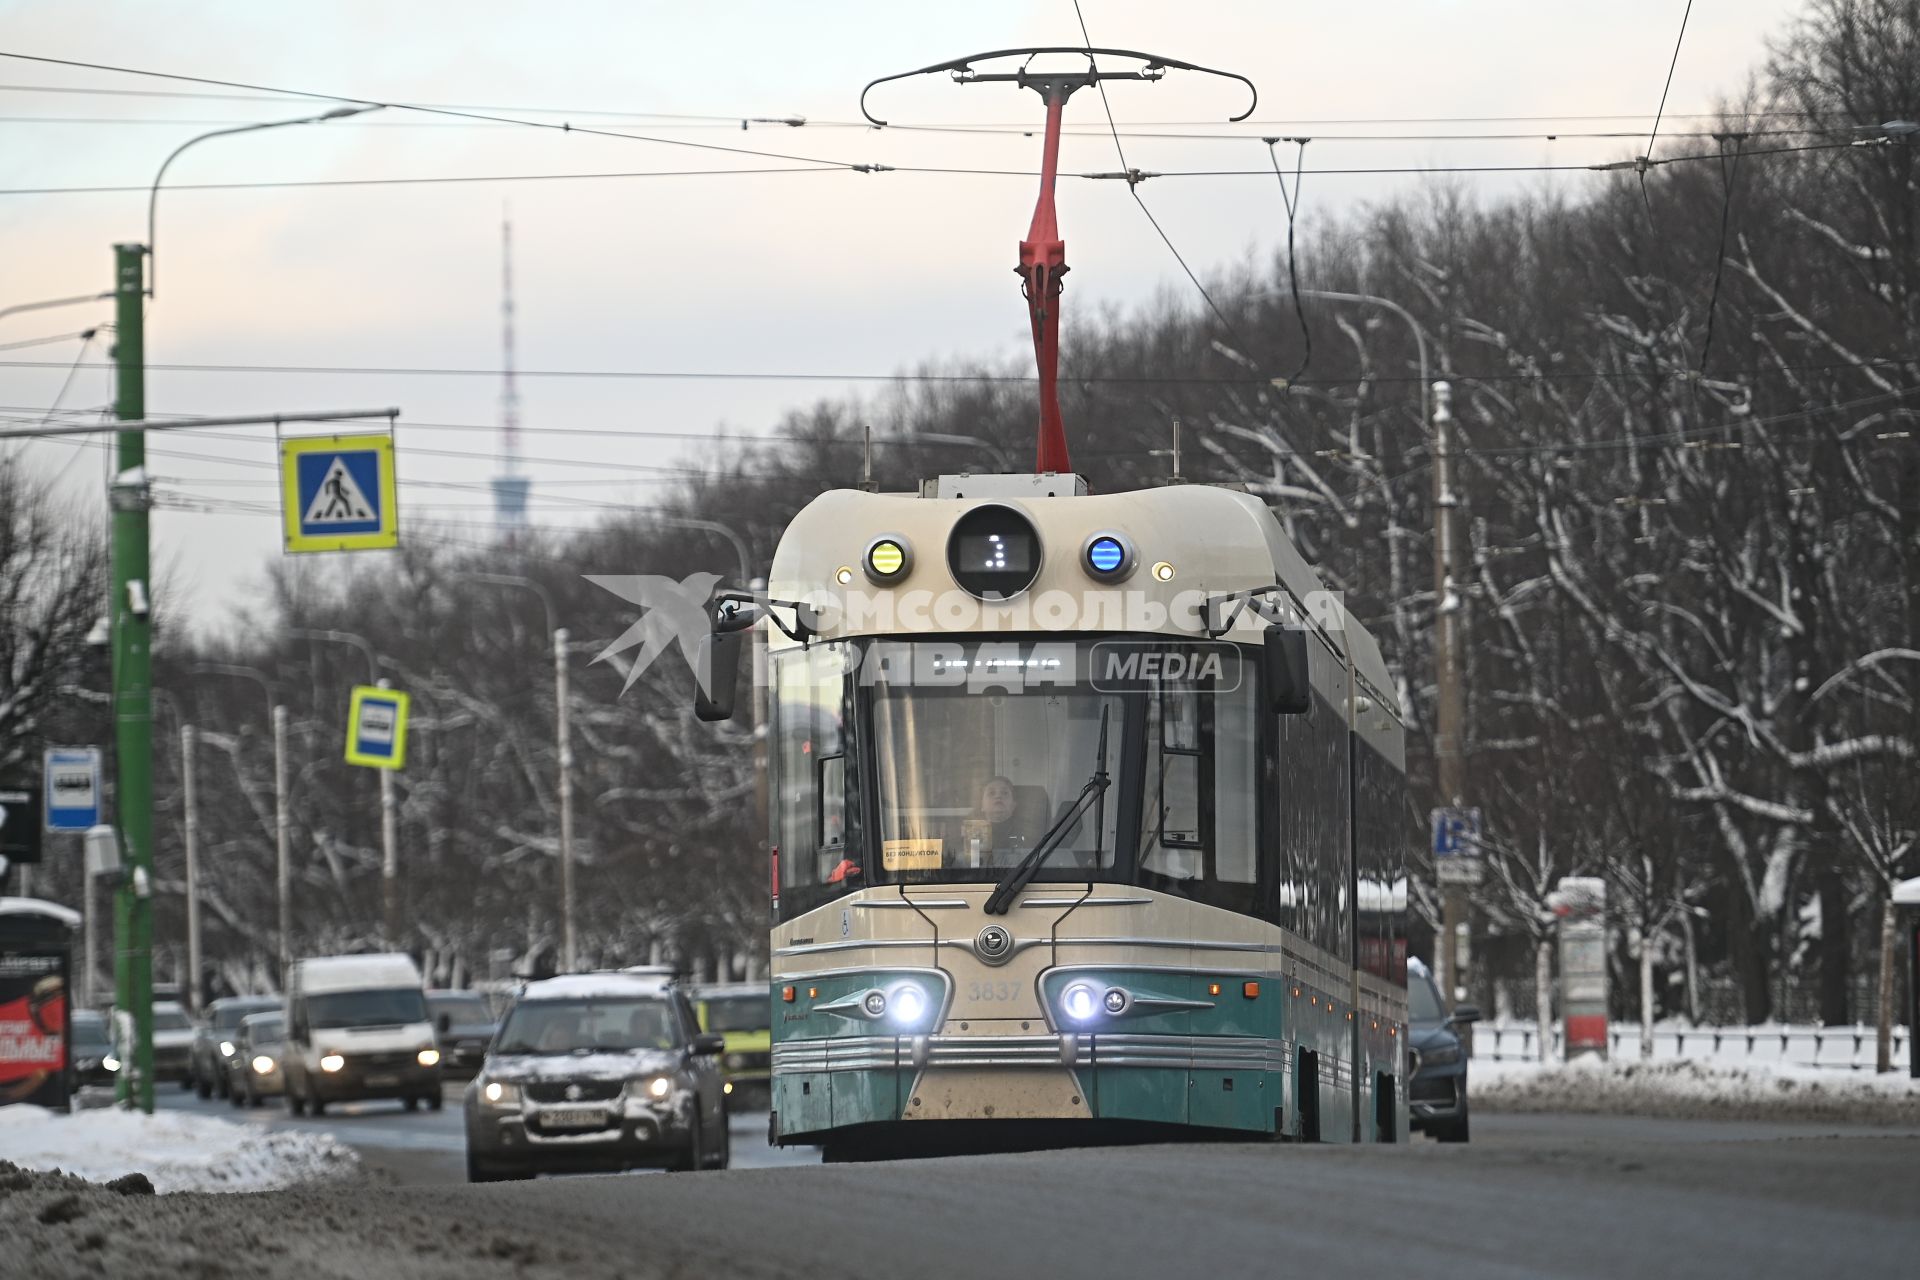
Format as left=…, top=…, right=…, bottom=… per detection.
left=492, top=209, right=531, bottom=530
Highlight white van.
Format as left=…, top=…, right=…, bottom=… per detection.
left=282, top=953, right=442, bottom=1115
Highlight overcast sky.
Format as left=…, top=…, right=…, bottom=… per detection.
left=0, top=0, right=1805, bottom=628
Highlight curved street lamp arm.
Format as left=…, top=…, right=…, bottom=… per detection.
left=147, top=105, right=382, bottom=297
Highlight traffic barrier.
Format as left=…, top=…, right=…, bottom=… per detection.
left=1473, top=1022, right=1912, bottom=1071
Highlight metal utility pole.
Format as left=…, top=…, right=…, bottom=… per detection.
left=192, top=664, right=291, bottom=979
left=377, top=677, right=400, bottom=946
left=554, top=631, right=576, bottom=969
left=463, top=574, right=574, bottom=970
left=288, top=629, right=395, bottom=946
left=274, top=705, right=292, bottom=978
left=108, top=241, right=155, bottom=1113
left=1432, top=380, right=1470, bottom=1003
left=180, top=723, right=200, bottom=1012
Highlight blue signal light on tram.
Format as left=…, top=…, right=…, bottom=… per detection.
left=1087, top=537, right=1126, bottom=573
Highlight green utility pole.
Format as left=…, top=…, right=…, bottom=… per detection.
left=108, top=242, right=155, bottom=1113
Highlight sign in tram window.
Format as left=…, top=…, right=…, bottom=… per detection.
left=882, top=839, right=944, bottom=871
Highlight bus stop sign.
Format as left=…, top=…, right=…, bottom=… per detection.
left=345, top=686, right=411, bottom=770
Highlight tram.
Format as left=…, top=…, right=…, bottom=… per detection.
left=695, top=50, right=1408, bottom=1156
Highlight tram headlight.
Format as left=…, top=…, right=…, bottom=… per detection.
left=1081, top=531, right=1137, bottom=583
left=862, top=989, right=888, bottom=1019
left=1103, top=988, right=1130, bottom=1016
left=1063, top=983, right=1099, bottom=1023
left=864, top=535, right=913, bottom=584
left=890, top=985, right=928, bottom=1028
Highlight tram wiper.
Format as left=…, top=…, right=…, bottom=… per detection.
left=983, top=705, right=1111, bottom=916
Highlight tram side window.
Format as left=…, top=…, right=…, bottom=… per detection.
left=773, top=645, right=852, bottom=920
left=1137, top=677, right=1258, bottom=914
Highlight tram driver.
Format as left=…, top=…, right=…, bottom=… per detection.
left=960, top=774, right=1055, bottom=867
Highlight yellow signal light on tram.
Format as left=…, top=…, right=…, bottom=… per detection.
left=782, top=986, right=796, bottom=1003
left=864, top=535, right=913, bottom=583
left=1208, top=983, right=1222, bottom=997
left=1242, top=982, right=1260, bottom=1000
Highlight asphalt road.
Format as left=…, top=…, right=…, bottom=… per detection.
left=66, top=1099, right=1918, bottom=1279
left=153, top=1079, right=819, bottom=1182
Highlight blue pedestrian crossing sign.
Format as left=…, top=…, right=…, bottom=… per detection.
left=345, top=686, right=411, bottom=770
left=281, top=433, right=399, bottom=553
left=43, top=747, right=102, bottom=831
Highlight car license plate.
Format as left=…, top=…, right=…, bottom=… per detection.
left=541, top=1107, right=606, bottom=1129
left=365, top=1073, right=399, bottom=1088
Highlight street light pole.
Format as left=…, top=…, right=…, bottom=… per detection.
left=463, top=574, right=575, bottom=971
left=108, top=241, right=153, bottom=1113
left=103, top=105, right=385, bottom=1114
left=180, top=723, right=200, bottom=1013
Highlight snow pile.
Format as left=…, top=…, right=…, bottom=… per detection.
left=0, top=1105, right=358, bottom=1193
left=1474, top=1055, right=1920, bottom=1124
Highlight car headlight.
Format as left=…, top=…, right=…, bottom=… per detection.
left=480, top=1079, right=521, bottom=1107
left=417, top=1047, right=441, bottom=1067
left=626, top=1076, right=674, bottom=1101
left=723, top=1052, right=747, bottom=1071
left=1419, top=1043, right=1462, bottom=1068
left=219, top=1040, right=236, bottom=1057
left=102, top=1055, right=120, bottom=1072
left=319, top=1053, right=345, bottom=1073
left=252, top=1055, right=274, bottom=1074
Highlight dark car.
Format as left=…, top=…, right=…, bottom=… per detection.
left=427, top=990, right=498, bottom=1078
left=111, top=1000, right=197, bottom=1087
left=227, top=1011, right=287, bottom=1108
left=1407, top=957, right=1479, bottom=1142
left=191, top=996, right=282, bottom=1099
left=67, top=1010, right=117, bottom=1092
left=463, top=970, right=729, bottom=1182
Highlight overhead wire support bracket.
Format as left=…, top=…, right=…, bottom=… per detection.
left=858, top=47, right=1255, bottom=475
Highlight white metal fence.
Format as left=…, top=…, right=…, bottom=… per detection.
left=1473, top=1022, right=1912, bottom=1072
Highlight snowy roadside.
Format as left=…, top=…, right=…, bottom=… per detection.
left=0, top=1104, right=358, bottom=1193
left=1473, top=1056, right=1920, bottom=1125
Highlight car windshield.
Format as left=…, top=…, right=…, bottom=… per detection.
left=152, top=1007, right=192, bottom=1031
left=702, top=995, right=768, bottom=1034
left=428, top=995, right=492, bottom=1025
left=244, top=1017, right=285, bottom=1046
left=494, top=998, right=678, bottom=1055
left=70, top=1015, right=110, bottom=1051
left=1410, top=971, right=1445, bottom=1022
left=866, top=639, right=1130, bottom=880
left=213, top=1000, right=278, bottom=1030
left=307, top=987, right=428, bottom=1029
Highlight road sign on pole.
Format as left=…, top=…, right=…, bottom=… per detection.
left=345, top=685, right=411, bottom=770
left=280, top=432, right=399, bottom=553
left=1430, top=806, right=1484, bottom=886
left=44, top=747, right=102, bottom=832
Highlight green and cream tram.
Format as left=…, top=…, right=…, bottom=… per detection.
left=708, top=472, right=1409, bottom=1157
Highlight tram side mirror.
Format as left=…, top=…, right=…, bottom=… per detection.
left=694, top=629, right=744, bottom=723
left=1263, top=626, right=1311, bottom=715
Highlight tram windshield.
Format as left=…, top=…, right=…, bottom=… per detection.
left=771, top=636, right=1262, bottom=915
left=868, top=639, right=1129, bottom=881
